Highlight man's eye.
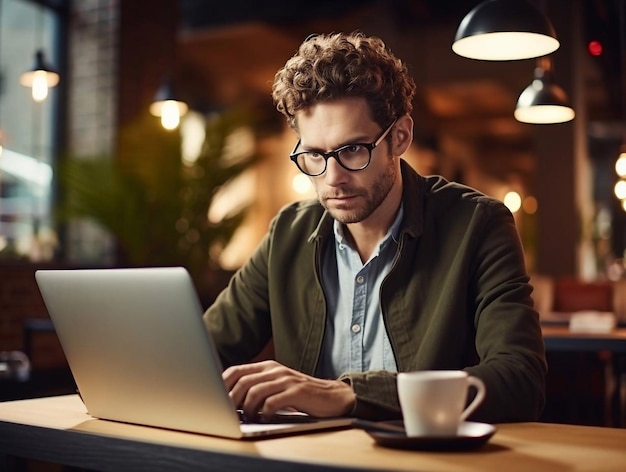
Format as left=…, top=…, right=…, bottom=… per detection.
left=344, top=145, right=360, bottom=153
left=308, top=152, right=324, bottom=160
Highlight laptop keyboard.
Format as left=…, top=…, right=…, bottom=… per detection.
left=237, top=409, right=318, bottom=424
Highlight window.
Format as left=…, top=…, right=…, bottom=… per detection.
left=0, top=0, right=62, bottom=261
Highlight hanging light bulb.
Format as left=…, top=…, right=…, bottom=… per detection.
left=32, top=70, right=50, bottom=101
left=453, top=0, right=559, bottom=61
left=514, top=56, right=575, bottom=124
left=149, top=80, right=188, bottom=131
left=20, top=50, right=60, bottom=102
left=159, top=100, right=185, bottom=130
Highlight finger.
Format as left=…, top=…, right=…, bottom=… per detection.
left=241, top=375, right=298, bottom=419
left=242, top=372, right=329, bottom=417
left=229, top=365, right=294, bottom=409
left=261, top=379, right=356, bottom=418
left=222, top=360, right=278, bottom=390
left=259, top=386, right=307, bottom=417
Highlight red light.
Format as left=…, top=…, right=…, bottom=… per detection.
left=588, top=40, right=603, bottom=56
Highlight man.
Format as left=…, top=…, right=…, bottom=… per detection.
left=203, top=31, right=546, bottom=423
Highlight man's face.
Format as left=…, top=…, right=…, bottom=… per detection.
left=295, top=97, right=400, bottom=226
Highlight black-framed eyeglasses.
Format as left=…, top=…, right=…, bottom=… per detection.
left=289, top=118, right=397, bottom=177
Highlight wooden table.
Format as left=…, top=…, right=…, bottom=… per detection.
left=541, top=325, right=626, bottom=353
left=1, top=395, right=626, bottom=471
left=542, top=325, right=626, bottom=427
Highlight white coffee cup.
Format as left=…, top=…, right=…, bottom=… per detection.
left=397, top=370, right=486, bottom=437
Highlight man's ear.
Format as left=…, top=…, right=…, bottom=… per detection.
left=392, top=114, right=414, bottom=156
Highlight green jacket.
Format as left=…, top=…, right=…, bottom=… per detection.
left=203, top=160, right=547, bottom=423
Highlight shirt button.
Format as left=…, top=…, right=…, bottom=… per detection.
left=351, top=324, right=361, bottom=333
left=356, top=275, right=365, bottom=284
left=339, top=244, right=345, bottom=250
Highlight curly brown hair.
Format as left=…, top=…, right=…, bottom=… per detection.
left=272, top=31, right=416, bottom=130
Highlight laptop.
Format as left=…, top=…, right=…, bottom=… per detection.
left=35, top=267, right=353, bottom=439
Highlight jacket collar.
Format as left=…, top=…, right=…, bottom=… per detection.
left=398, top=159, right=424, bottom=239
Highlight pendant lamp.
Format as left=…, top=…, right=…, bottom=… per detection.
left=20, top=49, right=60, bottom=102
left=514, top=56, right=574, bottom=124
left=453, top=0, right=559, bottom=61
left=149, top=80, right=188, bottom=131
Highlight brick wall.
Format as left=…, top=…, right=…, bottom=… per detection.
left=68, top=0, right=118, bottom=157
left=64, top=0, right=120, bottom=264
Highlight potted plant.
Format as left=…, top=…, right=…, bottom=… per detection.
left=56, top=108, right=257, bottom=303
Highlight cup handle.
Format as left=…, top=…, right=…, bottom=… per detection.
left=460, top=376, right=486, bottom=422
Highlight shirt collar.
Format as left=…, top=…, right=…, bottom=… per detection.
left=332, top=203, right=404, bottom=248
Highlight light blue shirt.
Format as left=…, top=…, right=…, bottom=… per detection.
left=316, top=205, right=403, bottom=379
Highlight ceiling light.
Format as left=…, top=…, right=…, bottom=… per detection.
left=514, top=57, right=575, bottom=124
left=453, top=0, right=559, bottom=61
left=149, top=80, right=188, bottom=131
left=20, top=50, right=60, bottom=102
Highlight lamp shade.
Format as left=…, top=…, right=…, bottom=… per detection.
left=20, top=50, right=60, bottom=102
left=514, top=66, right=575, bottom=124
left=149, top=80, right=188, bottom=130
left=453, top=0, right=559, bottom=61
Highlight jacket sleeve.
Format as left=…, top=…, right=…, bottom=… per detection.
left=338, top=371, right=403, bottom=420
left=202, top=231, right=274, bottom=368
left=463, top=201, right=547, bottom=423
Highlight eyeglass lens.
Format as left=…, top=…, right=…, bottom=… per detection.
left=296, top=144, right=370, bottom=175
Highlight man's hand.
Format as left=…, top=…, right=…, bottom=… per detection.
left=223, top=360, right=356, bottom=419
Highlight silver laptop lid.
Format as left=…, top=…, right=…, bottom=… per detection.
left=35, top=267, right=243, bottom=438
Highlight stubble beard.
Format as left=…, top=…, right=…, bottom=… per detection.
left=319, top=156, right=398, bottom=225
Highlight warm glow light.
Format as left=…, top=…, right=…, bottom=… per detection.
left=160, top=101, right=182, bottom=130
left=514, top=105, right=575, bottom=124
left=523, top=195, right=538, bottom=214
left=452, top=32, right=559, bottom=61
left=503, top=191, right=522, bottom=213
left=208, top=172, right=254, bottom=224
left=622, top=200, right=626, bottom=212
left=292, top=173, right=312, bottom=194
left=615, top=180, right=626, bottom=200
left=180, top=112, right=206, bottom=165
left=616, top=153, right=626, bottom=177
left=20, top=53, right=59, bottom=103
left=150, top=99, right=188, bottom=131
left=32, top=71, right=49, bottom=102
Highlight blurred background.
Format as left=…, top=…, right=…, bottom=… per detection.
left=1, top=0, right=624, bottom=279
left=1, top=0, right=625, bottom=426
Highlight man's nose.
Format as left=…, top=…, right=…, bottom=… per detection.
left=324, top=156, right=348, bottom=186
